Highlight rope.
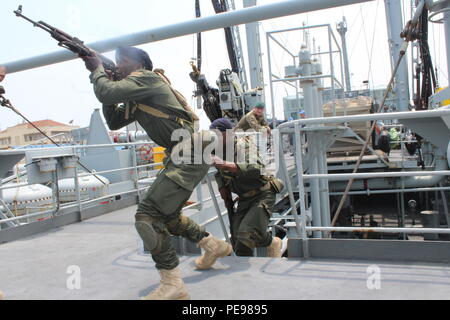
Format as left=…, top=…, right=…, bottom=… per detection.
left=195, top=0, right=202, bottom=72
left=359, top=5, right=374, bottom=90
left=366, top=1, right=380, bottom=89
left=348, top=8, right=365, bottom=62
left=0, top=92, right=107, bottom=186
left=331, top=41, right=410, bottom=228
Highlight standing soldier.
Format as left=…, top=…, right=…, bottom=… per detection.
left=210, top=118, right=284, bottom=257
left=82, top=47, right=231, bottom=300
left=235, top=102, right=271, bottom=134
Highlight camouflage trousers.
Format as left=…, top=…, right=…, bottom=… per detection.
left=135, top=166, right=209, bottom=270
left=231, top=190, right=276, bottom=256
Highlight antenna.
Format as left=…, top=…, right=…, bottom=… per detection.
left=337, top=16, right=351, bottom=92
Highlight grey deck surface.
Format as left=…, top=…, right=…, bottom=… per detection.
left=1, top=205, right=450, bottom=300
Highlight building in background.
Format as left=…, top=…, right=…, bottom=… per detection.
left=0, top=120, right=79, bottom=149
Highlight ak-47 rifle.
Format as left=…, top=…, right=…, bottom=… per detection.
left=225, top=202, right=235, bottom=247
left=222, top=189, right=237, bottom=247
left=14, top=5, right=116, bottom=77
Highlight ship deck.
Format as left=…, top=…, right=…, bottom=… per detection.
left=1, top=205, right=450, bottom=300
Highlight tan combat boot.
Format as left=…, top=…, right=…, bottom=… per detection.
left=195, top=234, right=233, bottom=270
left=267, top=237, right=282, bottom=258
left=141, top=267, right=190, bottom=300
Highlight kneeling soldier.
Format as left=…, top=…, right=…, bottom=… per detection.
left=210, top=118, right=284, bottom=257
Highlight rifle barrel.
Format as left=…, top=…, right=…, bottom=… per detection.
left=14, top=10, right=53, bottom=33
left=14, top=7, right=117, bottom=77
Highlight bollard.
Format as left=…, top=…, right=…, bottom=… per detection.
left=420, top=210, right=440, bottom=240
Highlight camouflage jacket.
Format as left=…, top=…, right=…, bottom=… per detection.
left=235, top=110, right=269, bottom=132
left=215, top=137, right=268, bottom=196
left=90, top=66, right=194, bottom=151
left=90, top=66, right=208, bottom=191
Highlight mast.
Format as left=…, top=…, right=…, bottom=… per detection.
left=244, top=0, right=265, bottom=91
left=443, top=2, right=450, bottom=83
left=336, top=17, right=352, bottom=92
left=384, top=0, right=410, bottom=111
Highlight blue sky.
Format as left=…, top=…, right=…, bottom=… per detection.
left=0, top=0, right=448, bottom=131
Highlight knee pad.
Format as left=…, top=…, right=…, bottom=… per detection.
left=135, top=220, right=159, bottom=252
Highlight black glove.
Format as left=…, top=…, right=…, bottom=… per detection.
left=81, top=53, right=102, bottom=73
left=219, top=187, right=232, bottom=202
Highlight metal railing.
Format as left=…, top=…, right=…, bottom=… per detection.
left=276, top=108, right=450, bottom=257
left=0, top=141, right=226, bottom=237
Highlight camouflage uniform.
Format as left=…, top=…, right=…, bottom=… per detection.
left=215, top=137, right=280, bottom=256
left=235, top=109, right=270, bottom=132
left=90, top=66, right=210, bottom=270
